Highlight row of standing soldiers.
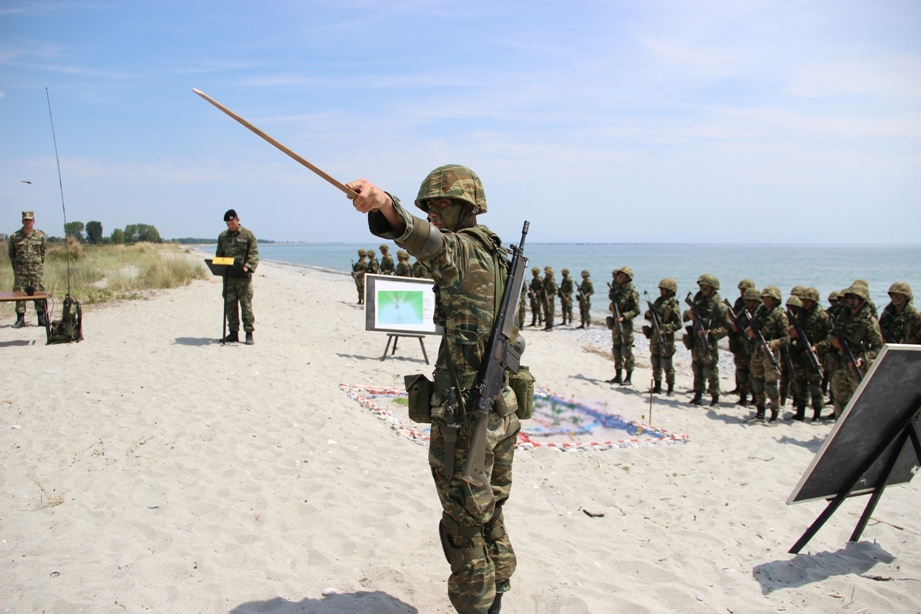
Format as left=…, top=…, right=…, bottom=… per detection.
left=602, top=269, right=920, bottom=424
left=350, top=244, right=431, bottom=304
left=523, top=266, right=595, bottom=331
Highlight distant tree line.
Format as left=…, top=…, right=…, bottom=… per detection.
left=58, top=221, right=162, bottom=245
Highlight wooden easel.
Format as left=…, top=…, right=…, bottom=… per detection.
left=381, top=334, right=429, bottom=364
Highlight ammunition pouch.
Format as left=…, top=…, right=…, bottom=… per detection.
left=642, top=325, right=652, bottom=339
left=682, top=331, right=693, bottom=350
left=439, top=515, right=487, bottom=574
left=404, top=374, right=434, bottom=423
left=605, top=315, right=614, bottom=330
left=509, top=366, right=535, bottom=420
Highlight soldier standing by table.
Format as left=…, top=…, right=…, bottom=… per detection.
left=577, top=269, right=594, bottom=329
left=9, top=211, right=48, bottom=329
left=216, top=209, right=259, bottom=344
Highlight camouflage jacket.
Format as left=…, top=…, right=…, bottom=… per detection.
left=683, top=291, right=728, bottom=345
left=749, top=303, right=790, bottom=352
left=608, top=282, right=640, bottom=322
left=412, top=260, right=430, bottom=279
left=543, top=275, right=558, bottom=297
left=879, top=302, right=921, bottom=344
left=216, top=226, right=259, bottom=273
left=578, top=279, right=594, bottom=303
left=366, top=257, right=380, bottom=275
left=559, top=276, right=573, bottom=297
left=369, top=197, right=505, bottom=375
left=792, top=304, right=832, bottom=358
left=827, top=302, right=883, bottom=364
left=352, top=257, right=368, bottom=279
left=647, top=295, right=681, bottom=336
left=9, top=228, right=46, bottom=276
left=528, top=275, right=544, bottom=300
left=395, top=261, right=412, bottom=277
left=380, top=254, right=395, bottom=275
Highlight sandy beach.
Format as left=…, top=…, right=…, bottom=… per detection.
left=1, top=255, right=918, bottom=614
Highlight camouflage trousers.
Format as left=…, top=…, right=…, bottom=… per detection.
left=12, top=272, right=46, bottom=315
left=830, top=363, right=864, bottom=418
left=791, top=351, right=824, bottom=410
left=224, top=276, right=254, bottom=332
left=579, top=299, right=591, bottom=327
left=543, top=297, right=555, bottom=328
left=529, top=297, right=542, bottom=325
left=560, top=296, right=573, bottom=324
left=690, top=344, right=720, bottom=395
left=750, top=348, right=781, bottom=409
left=611, top=323, right=635, bottom=371
left=429, top=411, right=520, bottom=614
left=731, top=348, right=752, bottom=394
left=354, top=276, right=365, bottom=303
left=650, top=339, right=676, bottom=385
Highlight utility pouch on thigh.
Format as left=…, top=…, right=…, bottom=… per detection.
left=510, top=366, right=535, bottom=420
left=682, top=332, right=692, bottom=350
left=404, top=374, right=434, bottom=423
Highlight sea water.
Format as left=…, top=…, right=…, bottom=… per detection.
left=257, top=242, right=919, bottom=313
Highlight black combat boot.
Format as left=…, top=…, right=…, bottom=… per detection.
left=245, top=332, right=254, bottom=345
left=653, top=380, right=662, bottom=394
left=666, top=383, right=674, bottom=396
left=12, top=313, right=26, bottom=328
left=690, top=391, right=703, bottom=406
left=488, top=592, right=503, bottom=614
left=794, top=405, right=806, bottom=421
left=223, top=331, right=239, bottom=343
left=37, top=312, right=49, bottom=327
left=622, top=371, right=632, bottom=386
left=710, top=394, right=719, bottom=407
left=769, top=408, right=779, bottom=423
left=607, top=370, right=623, bottom=384
left=812, top=407, right=823, bottom=422
left=736, top=392, right=748, bottom=406
left=754, top=404, right=766, bottom=422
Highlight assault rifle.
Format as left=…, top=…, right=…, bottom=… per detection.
left=723, top=299, right=748, bottom=336
left=742, top=306, right=779, bottom=369
left=684, top=292, right=711, bottom=353
left=644, top=290, right=665, bottom=348
left=461, top=221, right=530, bottom=487
left=786, top=309, right=822, bottom=374
left=833, top=318, right=863, bottom=383
left=608, top=283, right=625, bottom=337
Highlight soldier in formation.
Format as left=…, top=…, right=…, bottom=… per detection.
left=787, top=287, right=832, bottom=422
left=745, top=286, right=789, bottom=423
left=826, top=284, right=883, bottom=419
left=683, top=274, right=727, bottom=406
left=644, top=278, right=681, bottom=395
left=726, top=279, right=755, bottom=406
left=558, top=268, right=574, bottom=326
left=607, top=266, right=639, bottom=386
left=542, top=266, right=557, bottom=331
left=394, top=249, right=413, bottom=277
left=880, top=282, right=921, bottom=344
left=9, top=210, right=48, bottom=328
left=528, top=267, right=543, bottom=327
left=379, top=243, right=395, bottom=275
left=366, top=249, right=380, bottom=275
left=351, top=249, right=368, bottom=303
left=577, top=270, right=593, bottom=329
left=216, top=209, right=259, bottom=345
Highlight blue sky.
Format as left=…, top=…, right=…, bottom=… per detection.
left=2, top=0, right=919, bottom=244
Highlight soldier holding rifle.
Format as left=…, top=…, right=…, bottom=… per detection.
left=745, top=286, right=789, bottom=423
left=826, top=284, right=883, bottom=419
left=607, top=266, right=640, bottom=386
left=644, top=279, right=681, bottom=395
left=682, top=274, right=727, bottom=406
left=348, top=165, right=523, bottom=614
left=788, top=287, right=832, bottom=422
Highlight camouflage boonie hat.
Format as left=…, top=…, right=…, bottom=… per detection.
left=532, top=266, right=540, bottom=274
left=802, top=287, right=820, bottom=302
left=697, top=274, right=720, bottom=290
left=738, top=278, right=755, bottom=290
left=658, top=278, right=678, bottom=293
left=888, top=281, right=913, bottom=302
left=544, top=266, right=553, bottom=275
left=379, top=244, right=389, bottom=252
left=761, top=286, right=782, bottom=301
left=22, top=211, right=35, bottom=220
left=561, top=268, right=570, bottom=276
left=791, top=285, right=806, bottom=298
left=358, top=249, right=367, bottom=257
left=415, top=164, right=486, bottom=214
left=743, top=288, right=761, bottom=301
left=786, top=295, right=803, bottom=309
left=581, top=270, right=590, bottom=277
left=844, top=284, right=870, bottom=301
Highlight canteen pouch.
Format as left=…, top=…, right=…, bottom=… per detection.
left=510, top=366, right=535, bottom=420
left=404, top=374, right=434, bottom=423
left=642, top=325, right=652, bottom=339
left=605, top=315, right=614, bottom=330
left=682, top=331, right=693, bottom=350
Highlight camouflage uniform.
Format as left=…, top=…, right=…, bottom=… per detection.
left=880, top=282, right=921, bottom=344
left=826, top=285, right=884, bottom=418
left=412, top=257, right=431, bottom=279
left=394, top=250, right=413, bottom=277
left=366, top=250, right=381, bottom=275
left=367, top=165, right=520, bottom=613
left=542, top=267, right=557, bottom=330
left=607, top=267, right=640, bottom=384
left=351, top=250, right=368, bottom=303
left=577, top=270, right=594, bottom=329
left=558, top=269, right=574, bottom=326
left=8, top=212, right=47, bottom=323
left=683, top=275, right=728, bottom=405
left=644, top=278, right=681, bottom=394
left=727, top=280, right=755, bottom=405
left=216, top=223, right=259, bottom=333
left=746, top=287, right=789, bottom=422
left=788, top=288, right=832, bottom=421
left=527, top=268, right=543, bottom=327
left=379, top=244, right=395, bottom=275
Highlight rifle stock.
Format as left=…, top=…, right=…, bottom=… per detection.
left=460, top=221, right=530, bottom=487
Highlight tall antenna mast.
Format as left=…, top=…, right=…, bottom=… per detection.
left=46, top=87, right=72, bottom=295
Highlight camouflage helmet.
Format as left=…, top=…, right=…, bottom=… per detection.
left=581, top=269, right=590, bottom=277
left=791, top=285, right=806, bottom=298
left=357, top=249, right=367, bottom=257
left=658, top=278, right=678, bottom=293
left=802, top=287, right=820, bottom=302
left=617, top=266, right=634, bottom=281
left=397, top=249, right=410, bottom=259
left=738, top=278, right=755, bottom=290
left=532, top=266, right=540, bottom=274
left=786, top=295, right=803, bottom=309
left=828, top=290, right=841, bottom=302
left=544, top=266, right=554, bottom=275
left=844, top=284, right=870, bottom=302
left=414, top=164, right=486, bottom=214
left=367, top=249, right=375, bottom=257
left=743, top=287, right=761, bottom=301
left=888, top=281, right=913, bottom=302
left=561, top=268, right=570, bottom=276
left=379, top=243, right=389, bottom=253
left=761, top=286, right=782, bottom=301
left=697, top=274, right=720, bottom=290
